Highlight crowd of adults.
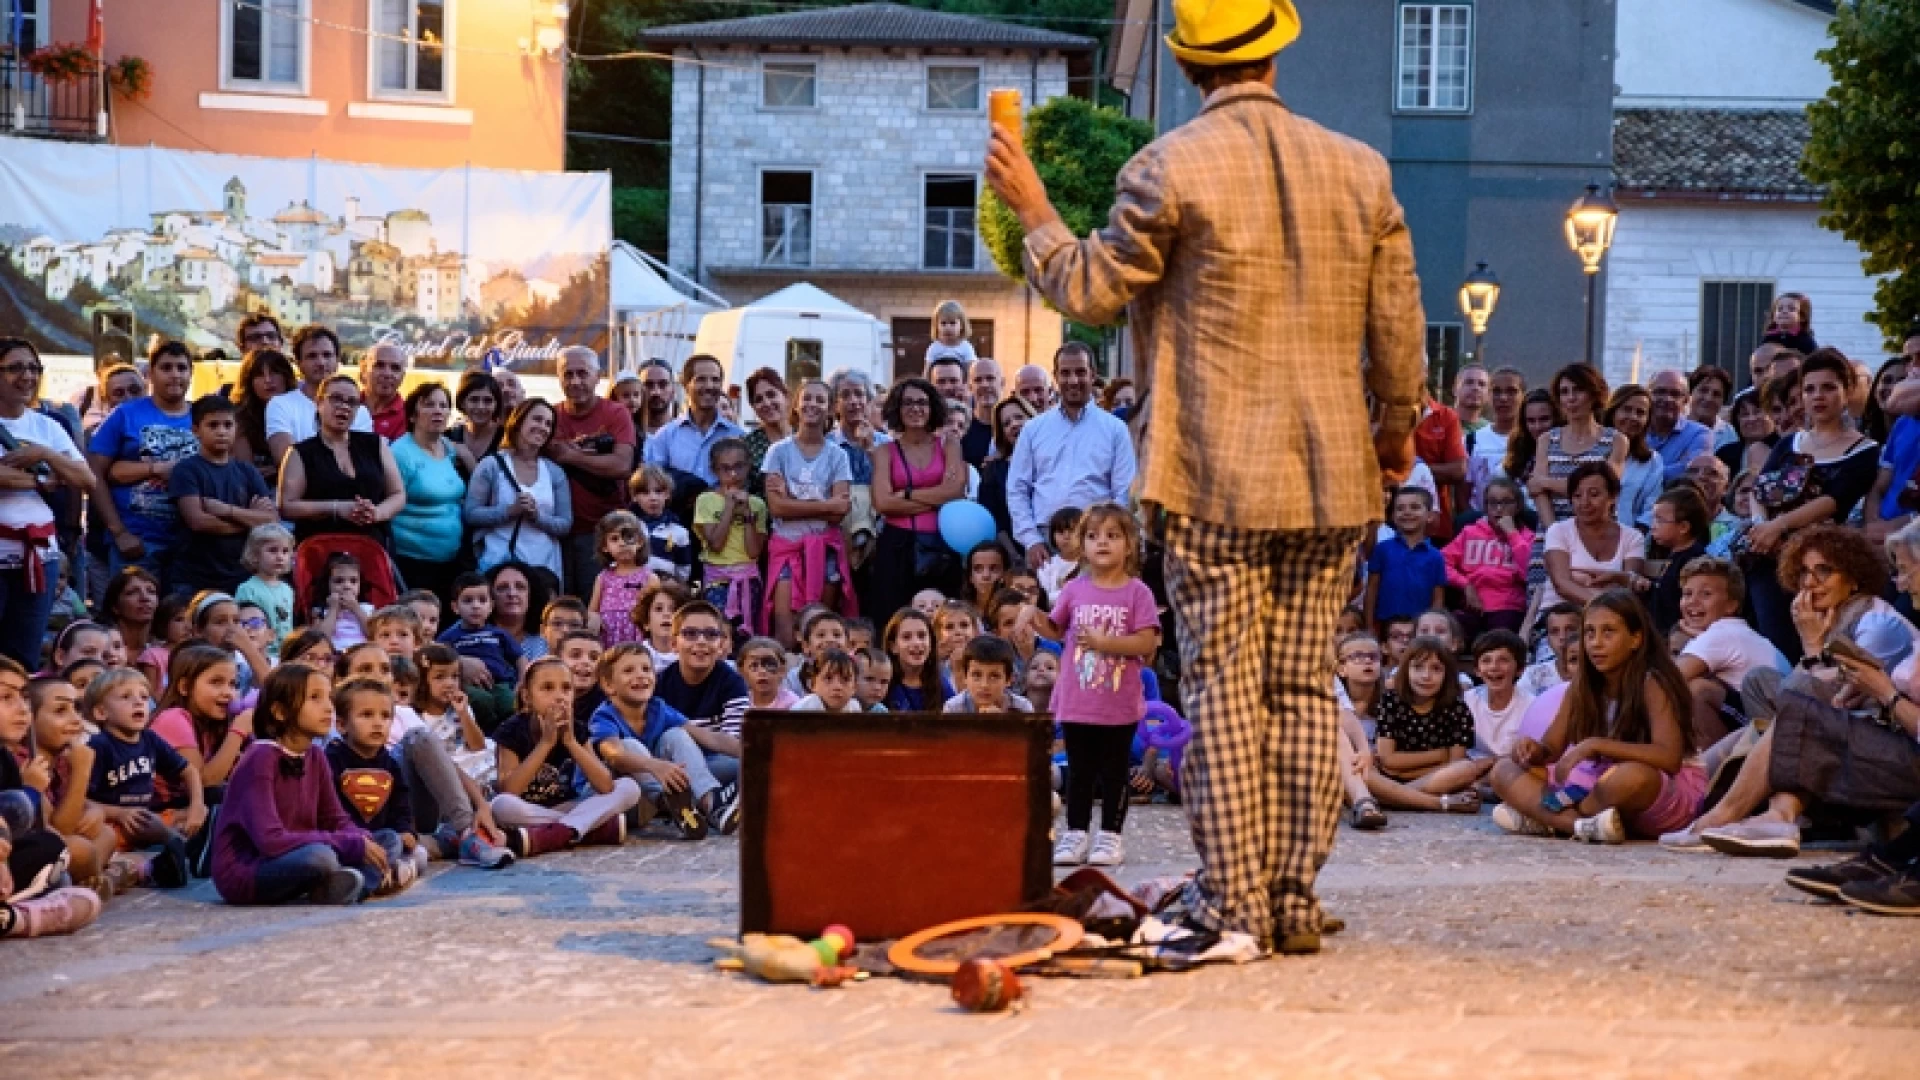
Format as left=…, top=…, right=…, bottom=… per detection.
left=0, top=316, right=1157, bottom=674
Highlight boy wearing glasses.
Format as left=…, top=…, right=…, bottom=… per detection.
left=654, top=603, right=748, bottom=831
left=171, top=396, right=275, bottom=596
left=693, top=439, right=767, bottom=639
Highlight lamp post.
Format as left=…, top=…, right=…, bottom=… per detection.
left=1565, top=183, right=1619, bottom=369
left=1458, top=261, right=1501, bottom=362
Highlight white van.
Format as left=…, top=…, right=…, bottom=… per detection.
left=692, top=283, right=891, bottom=389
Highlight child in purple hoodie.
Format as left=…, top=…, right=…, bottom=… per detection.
left=211, top=663, right=389, bottom=906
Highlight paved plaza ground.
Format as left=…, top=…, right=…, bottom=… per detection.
left=3, top=806, right=1918, bottom=1079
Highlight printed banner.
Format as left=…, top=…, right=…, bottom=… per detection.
left=0, top=136, right=610, bottom=374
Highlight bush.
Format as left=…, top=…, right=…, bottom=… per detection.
left=979, top=96, right=1155, bottom=300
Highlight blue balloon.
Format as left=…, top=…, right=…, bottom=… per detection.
left=938, top=500, right=998, bottom=555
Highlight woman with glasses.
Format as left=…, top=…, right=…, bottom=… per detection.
left=390, top=382, right=469, bottom=606
left=867, top=377, right=968, bottom=626
left=464, top=399, right=572, bottom=585
left=0, top=339, right=95, bottom=666
left=1740, top=349, right=1880, bottom=661
left=276, top=374, right=406, bottom=547
left=1666, top=523, right=1918, bottom=861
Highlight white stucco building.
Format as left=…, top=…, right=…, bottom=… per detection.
left=649, top=3, right=1092, bottom=379
left=1605, top=0, right=1885, bottom=389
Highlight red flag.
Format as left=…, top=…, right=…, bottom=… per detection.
left=86, top=0, right=104, bottom=55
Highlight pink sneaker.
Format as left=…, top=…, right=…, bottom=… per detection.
left=11, top=886, right=103, bottom=938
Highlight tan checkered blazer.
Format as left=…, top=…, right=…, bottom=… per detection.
left=1023, top=83, right=1426, bottom=531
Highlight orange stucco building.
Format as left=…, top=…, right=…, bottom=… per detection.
left=17, top=0, right=566, bottom=169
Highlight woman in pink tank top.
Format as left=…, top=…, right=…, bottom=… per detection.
left=869, top=377, right=967, bottom=625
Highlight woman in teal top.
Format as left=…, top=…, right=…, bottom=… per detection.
left=390, top=382, right=468, bottom=605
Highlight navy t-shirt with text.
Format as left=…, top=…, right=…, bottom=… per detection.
left=87, top=729, right=190, bottom=810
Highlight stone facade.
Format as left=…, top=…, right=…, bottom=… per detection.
left=669, top=46, right=1071, bottom=373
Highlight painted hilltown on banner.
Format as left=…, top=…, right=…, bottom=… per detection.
left=0, top=136, right=611, bottom=373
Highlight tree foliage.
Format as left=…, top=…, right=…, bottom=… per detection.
left=979, top=96, right=1154, bottom=298
left=1804, top=0, right=1920, bottom=347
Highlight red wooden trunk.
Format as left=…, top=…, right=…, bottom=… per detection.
left=738, top=710, right=1055, bottom=940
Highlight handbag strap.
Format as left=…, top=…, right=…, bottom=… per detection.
left=492, top=451, right=528, bottom=559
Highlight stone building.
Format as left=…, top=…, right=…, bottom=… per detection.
left=648, top=3, right=1095, bottom=381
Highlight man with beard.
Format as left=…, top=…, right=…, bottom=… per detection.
left=1007, top=343, right=1135, bottom=571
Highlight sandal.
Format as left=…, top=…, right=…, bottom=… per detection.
left=1439, top=791, right=1482, bottom=814
left=1350, top=798, right=1388, bottom=831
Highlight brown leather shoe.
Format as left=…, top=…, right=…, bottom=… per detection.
left=1276, top=931, right=1321, bottom=956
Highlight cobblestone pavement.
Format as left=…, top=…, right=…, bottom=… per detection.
left=4, top=807, right=1918, bottom=1079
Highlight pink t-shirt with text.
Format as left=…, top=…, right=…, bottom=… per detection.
left=1050, top=576, right=1159, bottom=726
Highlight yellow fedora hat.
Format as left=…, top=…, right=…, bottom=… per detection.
left=1165, top=0, right=1300, bottom=66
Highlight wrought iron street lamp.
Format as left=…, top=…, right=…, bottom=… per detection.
left=1565, top=183, right=1618, bottom=368
left=1458, top=261, right=1500, bottom=361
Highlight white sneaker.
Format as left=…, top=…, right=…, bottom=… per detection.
left=1052, top=828, right=1091, bottom=866
left=1086, top=831, right=1125, bottom=867
left=1492, top=803, right=1555, bottom=837
left=1572, top=807, right=1627, bottom=845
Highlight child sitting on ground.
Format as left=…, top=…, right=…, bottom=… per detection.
left=911, top=589, right=947, bottom=618
left=2, top=663, right=103, bottom=934
left=782, top=611, right=847, bottom=697
left=136, top=594, right=192, bottom=694
left=24, top=677, right=111, bottom=885
left=586, top=643, right=718, bottom=840
left=1365, top=636, right=1490, bottom=814
left=630, top=464, right=694, bottom=583
left=1024, top=645, right=1059, bottom=714
left=694, top=438, right=768, bottom=639
left=85, top=668, right=203, bottom=888
left=1671, top=558, right=1788, bottom=747
left=944, top=636, right=1034, bottom=713
left=399, top=588, right=442, bottom=643
left=490, top=657, right=641, bottom=858
left=415, top=644, right=495, bottom=790
left=632, top=578, right=692, bottom=674
left=795, top=649, right=863, bottom=713
left=1520, top=603, right=1583, bottom=694
left=1379, top=614, right=1417, bottom=677
left=738, top=637, right=798, bottom=712
left=439, top=572, right=524, bottom=735
left=557, top=631, right=606, bottom=725
left=1466, top=630, right=1534, bottom=763
left=531, top=597, right=588, bottom=661
left=961, top=542, right=1009, bottom=612
left=368, top=604, right=422, bottom=662
left=852, top=647, right=892, bottom=713
left=1647, top=486, right=1712, bottom=635
left=324, top=677, right=427, bottom=895
left=1336, top=633, right=1389, bottom=831
left=987, top=588, right=1038, bottom=687
left=211, top=664, right=386, bottom=906
left=883, top=609, right=952, bottom=711
left=1036, top=507, right=1084, bottom=602
left=589, top=510, right=655, bottom=648
left=844, top=617, right=875, bottom=656
left=1491, top=590, right=1703, bottom=844
left=934, top=600, right=982, bottom=686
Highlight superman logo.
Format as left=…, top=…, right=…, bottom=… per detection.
left=340, top=769, right=394, bottom=821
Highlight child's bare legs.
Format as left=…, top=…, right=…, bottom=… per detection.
left=61, top=833, right=103, bottom=882
left=1687, top=677, right=1732, bottom=748
left=769, top=578, right=796, bottom=650
left=1366, top=758, right=1492, bottom=811
left=1492, top=760, right=1665, bottom=832
left=1338, top=728, right=1372, bottom=807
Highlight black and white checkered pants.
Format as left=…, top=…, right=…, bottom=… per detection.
left=1162, top=514, right=1363, bottom=942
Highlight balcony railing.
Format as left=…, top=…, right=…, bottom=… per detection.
left=0, top=52, right=108, bottom=142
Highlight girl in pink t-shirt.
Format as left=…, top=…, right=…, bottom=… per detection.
left=1024, top=504, right=1161, bottom=870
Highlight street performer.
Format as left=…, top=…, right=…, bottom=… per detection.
left=986, top=0, right=1425, bottom=955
